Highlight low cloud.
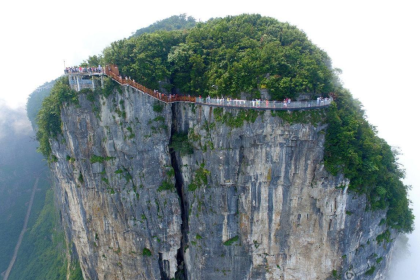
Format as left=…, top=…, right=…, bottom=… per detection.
left=0, top=99, right=33, bottom=140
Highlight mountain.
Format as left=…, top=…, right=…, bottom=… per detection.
left=131, top=14, right=196, bottom=38
left=35, top=14, right=413, bottom=280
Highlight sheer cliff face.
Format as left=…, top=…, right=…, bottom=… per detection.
left=50, top=86, right=395, bottom=280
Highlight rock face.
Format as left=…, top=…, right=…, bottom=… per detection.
left=50, top=85, right=396, bottom=280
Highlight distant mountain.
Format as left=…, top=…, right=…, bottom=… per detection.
left=26, top=79, right=56, bottom=129
left=0, top=97, right=82, bottom=279
left=131, top=14, right=196, bottom=38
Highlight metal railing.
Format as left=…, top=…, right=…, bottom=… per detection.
left=65, top=64, right=334, bottom=110
left=104, top=67, right=196, bottom=103
left=195, top=97, right=332, bottom=110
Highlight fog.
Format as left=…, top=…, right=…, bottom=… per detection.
left=0, top=100, right=32, bottom=140
left=388, top=153, right=420, bottom=279
left=0, top=100, right=42, bottom=173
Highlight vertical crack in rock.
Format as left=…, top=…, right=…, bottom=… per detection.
left=158, top=253, right=170, bottom=280
left=168, top=103, right=188, bottom=280
left=236, top=143, right=244, bottom=184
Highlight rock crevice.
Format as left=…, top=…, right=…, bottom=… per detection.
left=49, top=88, right=396, bottom=280
left=170, top=102, right=189, bottom=280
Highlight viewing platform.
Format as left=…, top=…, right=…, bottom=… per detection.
left=65, top=67, right=104, bottom=92
left=66, top=64, right=333, bottom=111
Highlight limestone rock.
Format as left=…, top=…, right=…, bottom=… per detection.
left=49, top=86, right=396, bottom=280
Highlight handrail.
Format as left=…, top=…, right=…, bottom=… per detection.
left=104, top=66, right=196, bottom=103
left=69, top=64, right=333, bottom=110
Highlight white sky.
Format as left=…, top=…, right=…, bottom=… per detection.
left=0, top=0, right=419, bottom=277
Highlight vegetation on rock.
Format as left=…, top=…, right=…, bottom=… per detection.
left=170, top=133, right=194, bottom=155
left=223, top=236, right=239, bottom=246
left=36, top=76, right=77, bottom=162
left=324, top=88, right=413, bottom=232
left=103, top=14, right=336, bottom=100
left=35, top=14, right=413, bottom=234
left=213, top=107, right=260, bottom=128
left=26, top=80, right=56, bottom=128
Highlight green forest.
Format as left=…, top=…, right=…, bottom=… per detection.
left=131, top=14, right=196, bottom=38
left=101, top=14, right=336, bottom=100
left=27, top=80, right=57, bottom=128
left=36, top=13, right=412, bottom=238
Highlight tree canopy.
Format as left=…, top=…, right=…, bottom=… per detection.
left=27, top=80, right=56, bottom=128
left=131, top=14, right=196, bottom=38
left=35, top=76, right=77, bottom=162
left=103, top=14, right=335, bottom=100
left=324, top=89, right=414, bottom=232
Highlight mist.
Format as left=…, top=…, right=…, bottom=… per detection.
left=0, top=98, right=43, bottom=185
left=388, top=152, right=420, bottom=279
left=0, top=99, right=32, bottom=141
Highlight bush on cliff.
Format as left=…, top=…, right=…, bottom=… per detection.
left=324, top=88, right=413, bottom=233
left=36, top=76, right=77, bottom=162
left=26, top=79, right=56, bottom=128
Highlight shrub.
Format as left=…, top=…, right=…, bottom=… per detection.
left=36, top=76, right=76, bottom=162
left=153, top=103, right=164, bottom=113
left=213, top=108, right=260, bottom=128
left=365, top=266, right=375, bottom=276
left=324, top=88, right=414, bottom=233
left=90, top=155, right=114, bottom=163
left=170, top=133, right=193, bottom=155
left=157, top=181, right=174, bottom=192
left=188, top=163, right=210, bottom=191
left=376, top=230, right=391, bottom=244
left=142, top=248, right=152, bottom=256
left=223, top=235, right=239, bottom=246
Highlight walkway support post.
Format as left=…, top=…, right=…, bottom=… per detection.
left=76, top=76, right=80, bottom=92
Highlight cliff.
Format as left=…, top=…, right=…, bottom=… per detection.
left=47, top=85, right=397, bottom=280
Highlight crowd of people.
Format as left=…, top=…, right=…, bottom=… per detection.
left=197, top=96, right=331, bottom=108
left=153, top=89, right=187, bottom=101
left=64, top=65, right=103, bottom=74
left=316, top=96, right=330, bottom=105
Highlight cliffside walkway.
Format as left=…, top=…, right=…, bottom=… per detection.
left=70, top=65, right=333, bottom=111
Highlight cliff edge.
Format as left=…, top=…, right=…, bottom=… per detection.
left=48, top=85, right=395, bottom=280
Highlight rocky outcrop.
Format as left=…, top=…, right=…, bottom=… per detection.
left=50, top=85, right=396, bottom=280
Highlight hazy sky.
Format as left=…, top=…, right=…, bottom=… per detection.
left=0, top=0, right=419, bottom=278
